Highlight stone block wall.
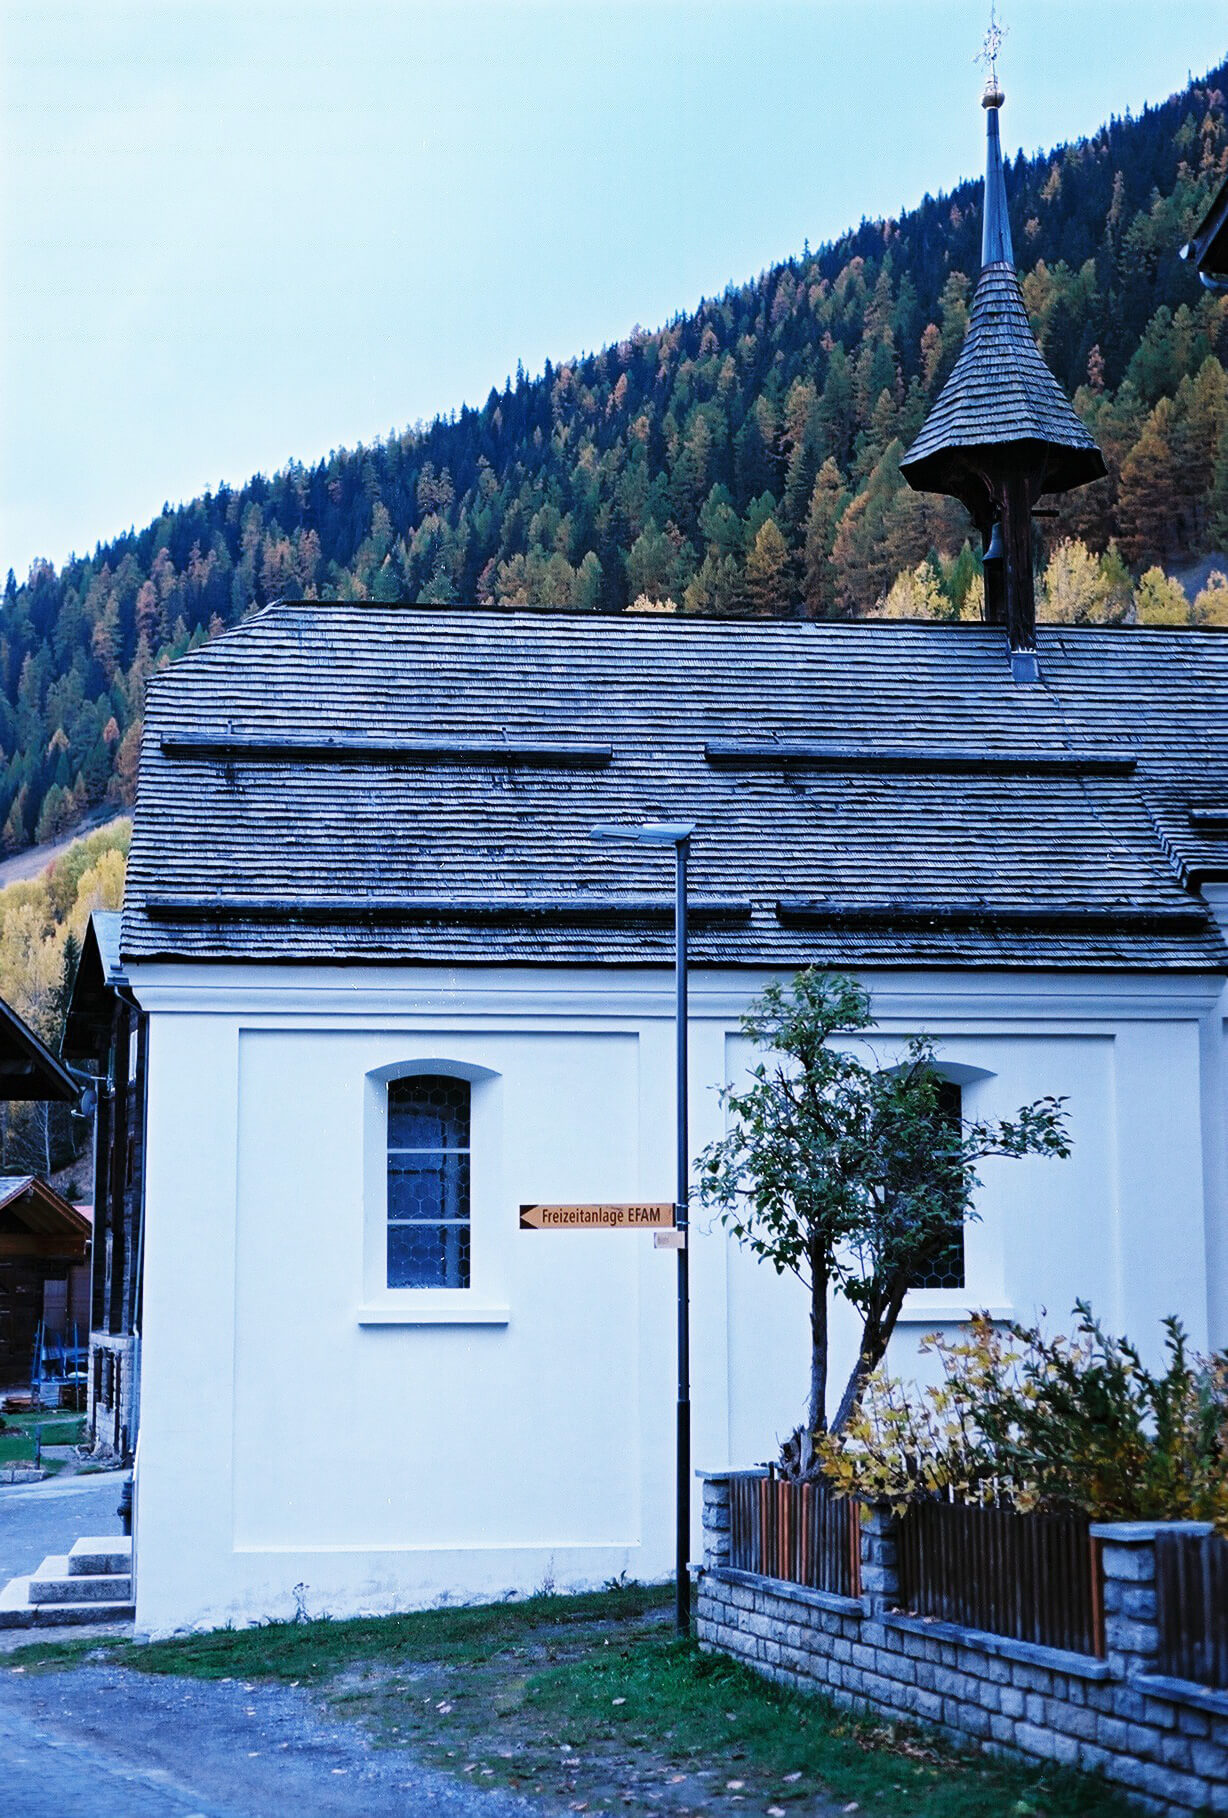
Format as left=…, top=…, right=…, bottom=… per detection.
left=695, top=1476, right=1228, bottom=1817
left=87, top=1331, right=136, bottom=1460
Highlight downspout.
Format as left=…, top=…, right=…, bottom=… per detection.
left=115, top=981, right=147, bottom=1553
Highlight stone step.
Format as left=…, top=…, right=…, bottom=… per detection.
left=26, top=1596, right=135, bottom=1628
left=0, top=1574, right=134, bottom=1629
left=27, top=1555, right=131, bottom=1604
left=0, top=1575, right=34, bottom=1630
left=67, top=1535, right=131, bottom=1577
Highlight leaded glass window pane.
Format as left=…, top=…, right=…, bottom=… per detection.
left=388, top=1077, right=469, bottom=1152
left=913, top=1223, right=966, bottom=1291
left=387, top=1221, right=471, bottom=1291
left=387, top=1076, right=470, bottom=1288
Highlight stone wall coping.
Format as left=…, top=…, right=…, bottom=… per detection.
left=696, top=1469, right=771, bottom=1482
left=708, top=1564, right=864, bottom=1619
left=1134, top=1672, right=1228, bottom=1717
left=1087, top=1519, right=1216, bottom=1541
left=881, top=1610, right=1112, bottom=1681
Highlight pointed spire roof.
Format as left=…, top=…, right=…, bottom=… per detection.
left=900, top=83, right=1105, bottom=510
left=981, top=83, right=1014, bottom=267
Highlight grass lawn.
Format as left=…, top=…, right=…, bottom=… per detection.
left=8, top=1585, right=1135, bottom=1817
left=0, top=1409, right=84, bottom=1468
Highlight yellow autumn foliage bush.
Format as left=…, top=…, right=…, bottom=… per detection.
left=817, top=1305, right=1228, bottom=1533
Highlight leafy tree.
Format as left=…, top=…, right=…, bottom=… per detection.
left=1039, top=537, right=1131, bottom=623
left=1193, top=570, right=1228, bottom=624
left=1134, top=565, right=1192, bottom=624
left=873, top=560, right=949, bottom=620
left=0, top=821, right=128, bottom=1174
left=695, top=972, right=1070, bottom=1475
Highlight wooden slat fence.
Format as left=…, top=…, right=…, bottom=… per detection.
left=896, top=1500, right=1105, bottom=1657
left=1155, top=1529, right=1228, bottom=1689
left=728, top=1472, right=861, bottom=1598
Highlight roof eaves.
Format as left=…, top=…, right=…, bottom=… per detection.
left=1182, top=173, right=1228, bottom=287
left=0, top=998, right=78, bottom=1102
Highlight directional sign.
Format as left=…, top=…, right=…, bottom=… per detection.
left=519, top=1202, right=675, bottom=1231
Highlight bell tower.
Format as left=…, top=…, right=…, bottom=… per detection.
left=899, top=19, right=1106, bottom=680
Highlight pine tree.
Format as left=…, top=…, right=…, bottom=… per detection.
left=1117, top=397, right=1182, bottom=565
left=802, top=461, right=848, bottom=617
left=1173, top=357, right=1228, bottom=547
left=745, top=519, right=794, bottom=616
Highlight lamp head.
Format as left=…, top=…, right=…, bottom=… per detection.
left=591, top=821, right=695, bottom=846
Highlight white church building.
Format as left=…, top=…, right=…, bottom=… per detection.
left=116, top=81, right=1228, bottom=1635
left=120, top=602, right=1228, bottom=1635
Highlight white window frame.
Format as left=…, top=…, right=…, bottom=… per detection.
left=358, top=1057, right=509, bottom=1326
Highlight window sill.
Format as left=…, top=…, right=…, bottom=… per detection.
left=357, top=1302, right=510, bottom=1327
left=895, top=1300, right=1014, bottom=1325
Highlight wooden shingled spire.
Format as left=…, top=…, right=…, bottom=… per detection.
left=900, top=41, right=1106, bottom=679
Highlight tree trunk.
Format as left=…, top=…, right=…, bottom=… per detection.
left=829, top=1276, right=910, bottom=1436
left=808, top=1253, right=828, bottom=1435
left=782, top=1253, right=830, bottom=1478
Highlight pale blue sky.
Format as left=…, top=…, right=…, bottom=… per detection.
left=2, top=1, right=1225, bottom=580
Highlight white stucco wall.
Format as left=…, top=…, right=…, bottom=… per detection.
left=128, top=962, right=1223, bottom=1635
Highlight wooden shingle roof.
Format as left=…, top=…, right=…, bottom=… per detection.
left=120, top=602, right=1228, bottom=976
left=901, top=265, right=1106, bottom=499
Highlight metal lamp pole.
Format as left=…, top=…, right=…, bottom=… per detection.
left=591, top=820, right=695, bottom=1632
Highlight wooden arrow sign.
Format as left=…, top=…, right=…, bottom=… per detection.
left=518, top=1202, right=675, bottom=1231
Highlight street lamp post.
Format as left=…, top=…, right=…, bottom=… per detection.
left=591, top=820, right=695, bottom=1633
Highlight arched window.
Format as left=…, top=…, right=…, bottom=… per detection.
left=912, top=1078, right=965, bottom=1291
left=386, top=1076, right=471, bottom=1289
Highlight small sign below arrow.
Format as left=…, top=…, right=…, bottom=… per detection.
left=518, top=1202, right=675, bottom=1231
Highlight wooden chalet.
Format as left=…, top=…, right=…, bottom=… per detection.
left=0, top=998, right=82, bottom=1388
left=61, top=911, right=147, bottom=1457
left=0, top=1176, right=89, bottom=1386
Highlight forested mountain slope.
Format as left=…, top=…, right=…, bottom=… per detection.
left=3, top=63, right=1227, bottom=855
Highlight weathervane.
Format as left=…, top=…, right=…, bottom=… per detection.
left=976, top=4, right=1007, bottom=108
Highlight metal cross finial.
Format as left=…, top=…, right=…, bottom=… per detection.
left=976, top=3, right=1007, bottom=89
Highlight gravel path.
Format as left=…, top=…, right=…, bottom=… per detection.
left=0, top=1663, right=544, bottom=1818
